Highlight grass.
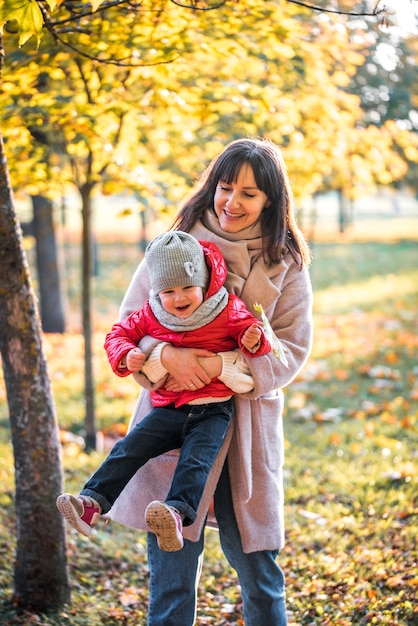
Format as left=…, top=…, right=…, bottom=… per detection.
left=0, top=230, right=417, bottom=625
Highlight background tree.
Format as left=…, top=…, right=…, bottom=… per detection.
left=347, top=26, right=418, bottom=195
left=32, top=194, right=66, bottom=332
left=0, top=36, right=70, bottom=608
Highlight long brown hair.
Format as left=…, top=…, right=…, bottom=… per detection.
left=172, top=137, right=312, bottom=268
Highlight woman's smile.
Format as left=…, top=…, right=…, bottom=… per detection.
left=223, top=208, right=246, bottom=219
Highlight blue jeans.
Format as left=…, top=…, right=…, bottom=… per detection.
left=147, top=462, right=287, bottom=625
left=82, top=400, right=233, bottom=524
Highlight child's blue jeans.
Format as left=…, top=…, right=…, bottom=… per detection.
left=81, top=399, right=233, bottom=524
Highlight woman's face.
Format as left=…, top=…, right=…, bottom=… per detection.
left=213, top=164, right=270, bottom=233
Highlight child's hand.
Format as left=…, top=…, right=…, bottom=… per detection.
left=241, top=324, right=262, bottom=351
left=126, top=348, right=146, bottom=371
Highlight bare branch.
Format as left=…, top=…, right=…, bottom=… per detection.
left=285, top=0, right=386, bottom=17
left=44, top=27, right=181, bottom=65
left=38, top=2, right=181, bottom=66
left=169, top=0, right=227, bottom=9
left=48, top=0, right=145, bottom=28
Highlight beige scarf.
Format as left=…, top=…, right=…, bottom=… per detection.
left=190, top=209, right=265, bottom=298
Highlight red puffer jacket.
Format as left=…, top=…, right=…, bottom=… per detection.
left=104, top=240, right=270, bottom=407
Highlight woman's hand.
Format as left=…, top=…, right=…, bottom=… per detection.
left=161, top=345, right=217, bottom=391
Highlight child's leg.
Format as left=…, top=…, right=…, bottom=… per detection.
left=80, top=405, right=186, bottom=512
left=165, top=400, right=233, bottom=524
left=57, top=405, right=187, bottom=534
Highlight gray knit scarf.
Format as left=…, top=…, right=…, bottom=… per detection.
left=149, top=285, right=229, bottom=332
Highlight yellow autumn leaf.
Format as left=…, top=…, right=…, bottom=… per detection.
left=0, top=0, right=44, bottom=46
left=90, top=0, right=106, bottom=12
left=349, top=442, right=363, bottom=455
left=253, top=303, right=289, bottom=367
left=119, top=587, right=140, bottom=607
left=375, top=435, right=402, bottom=450
left=395, top=461, right=417, bottom=478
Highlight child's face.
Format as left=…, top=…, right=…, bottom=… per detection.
left=158, top=285, right=204, bottom=318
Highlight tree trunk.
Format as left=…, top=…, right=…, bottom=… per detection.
left=338, top=188, right=347, bottom=234
left=32, top=194, right=66, bottom=333
left=0, top=131, right=70, bottom=609
left=138, top=196, right=149, bottom=253
left=81, top=183, right=96, bottom=450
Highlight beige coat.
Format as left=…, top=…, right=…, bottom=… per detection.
left=109, top=220, right=313, bottom=553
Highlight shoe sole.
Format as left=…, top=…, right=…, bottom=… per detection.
left=145, top=502, right=183, bottom=552
left=56, top=494, right=93, bottom=537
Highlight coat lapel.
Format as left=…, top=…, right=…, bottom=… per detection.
left=240, top=256, right=287, bottom=318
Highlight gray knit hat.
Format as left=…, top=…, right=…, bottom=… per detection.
left=145, top=231, right=209, bottom=294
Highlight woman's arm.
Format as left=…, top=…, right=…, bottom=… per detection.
left=240, top=262, right=313, bottom=398
left=160, top=345, right=213, bottom=389
left=164, top=351, right=255, bottom=394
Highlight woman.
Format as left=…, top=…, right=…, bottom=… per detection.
left=109, top=137, right=313, bottom=625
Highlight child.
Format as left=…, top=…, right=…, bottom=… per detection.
left=57, top=231, right=270, bottom=551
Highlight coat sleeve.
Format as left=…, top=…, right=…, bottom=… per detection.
left=242, top=261, right=313, bottom=398
left=104, top=311, right=149, bottom=377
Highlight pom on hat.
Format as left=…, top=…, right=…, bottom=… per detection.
left=145, top=231, right=209, bottom=294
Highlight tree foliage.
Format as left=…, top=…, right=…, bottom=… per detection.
left=3, top=0, right=415, bottom=204
left=348, top=26, right=418, bottom=193
left=0, top=0, right=391, bottom=53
